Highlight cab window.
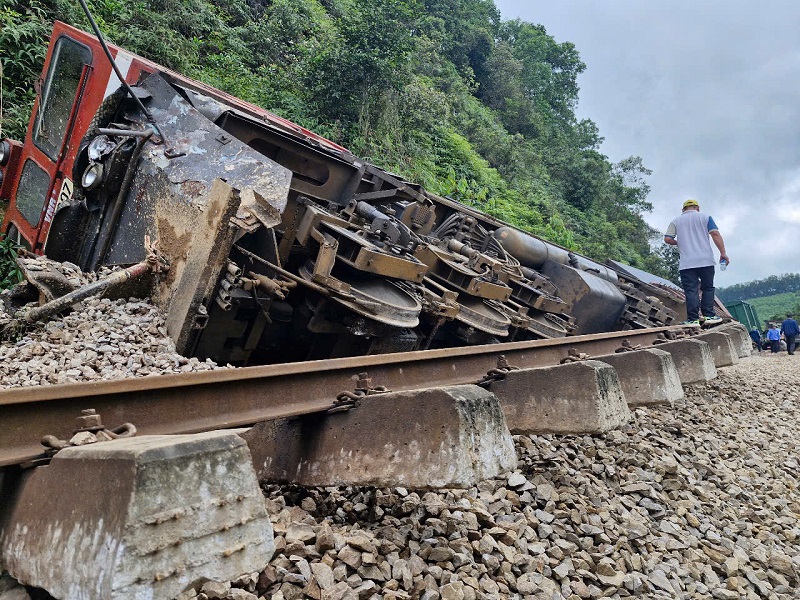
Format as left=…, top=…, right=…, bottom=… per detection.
left=32, top=36, right=92, bottom=160
left=5, top=223, right=32, bottom=251
left=15, top=160, right=51, bottom=227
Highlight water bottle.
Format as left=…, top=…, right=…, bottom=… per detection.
left=719, top=258, right=728, bottom=271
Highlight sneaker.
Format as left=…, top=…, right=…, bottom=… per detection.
left=682, top=319, right=700, bottom=325
left=704, top=315, right=723, bottom=323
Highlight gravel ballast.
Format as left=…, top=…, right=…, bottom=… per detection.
left=138, top=353, right=800, bottom=600
left=0, top=257, right=227, bottom=389
left=0, top=295, right=225, bottom=388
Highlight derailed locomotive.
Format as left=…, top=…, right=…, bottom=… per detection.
left=0, top=22, right=679, bottom=366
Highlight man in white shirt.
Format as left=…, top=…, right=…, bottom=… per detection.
left=664, top=199, right=729, bottom=324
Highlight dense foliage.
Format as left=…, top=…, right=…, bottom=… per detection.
left=743, top=292, right=800, bottom=324
left=1, top=0, right=672, bottom=276
left=719, top=273, right=800, bottom=323
left=717, top=273, right=800, bottom=303
left=0, top=235, right=23, bottom=287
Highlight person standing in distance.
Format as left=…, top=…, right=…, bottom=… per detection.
left=780, top=313, right=799, bottom=355
left=749, top=327, right=763, bottom=352
left=663, top=199, right=729, bottom=324
left=767, top=323, right=782, bottom=353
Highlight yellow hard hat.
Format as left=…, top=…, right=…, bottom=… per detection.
left=682, top=199, right=699, bottom=209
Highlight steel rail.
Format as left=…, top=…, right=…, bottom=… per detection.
left=0, top=326, right=691, bottom=467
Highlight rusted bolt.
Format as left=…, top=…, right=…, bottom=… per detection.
left=75, top=408, right=103, bottom=431
left=615, top=339, right=642, bottom=353
left=332, top=373, right=389, bottom=412
left=356, top=372, right=373, bottom=390
left=476, top=355, right=519, bottom=388
left=498, top=355, right=518, bottom=371
left=560, top=348, right=590, bottom=364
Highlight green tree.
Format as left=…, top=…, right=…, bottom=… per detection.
left=493, top=19, right=585, bottom=135
left=0, top=3, right=51, bottom=140
left=0, top=0, right=676, bottom=279
left=303, top=0, right=419, bottom=128
left=654, top=244, right=680, bottom=285
left=718, top=273, right=800, bottom=302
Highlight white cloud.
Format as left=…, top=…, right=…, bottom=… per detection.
left=773, top=171, right=800, bottom=223
left=493, top=0, right=800, bottom=284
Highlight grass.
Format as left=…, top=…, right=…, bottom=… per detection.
left=744, top=292, right=800, bottom=323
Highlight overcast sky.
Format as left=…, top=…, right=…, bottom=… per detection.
left=493, top=0, right=800, bottom=286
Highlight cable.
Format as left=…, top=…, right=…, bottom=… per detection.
left=76, top=0, right=164, bottom=142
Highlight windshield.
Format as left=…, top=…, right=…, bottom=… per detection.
left=32, top=36, right=92, bottom=160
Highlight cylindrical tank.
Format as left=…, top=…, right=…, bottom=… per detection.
left=493, top=227, right=618, bottom=283
left=494, top=226, right=552, bottom=268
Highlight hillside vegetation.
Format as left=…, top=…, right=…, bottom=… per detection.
left=744, top=293, right=800, bottom=324
left=1, top=0, right=674, bottom=277
left=718, top=273, right=800, bottom=303
left=718, top=274, right=800, bottom=323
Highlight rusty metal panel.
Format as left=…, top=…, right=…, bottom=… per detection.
left=415, top=245, right=512, bottom=301
left=161, top=180, right=242, bottom=354
left=351, top=245, right=427, bottom=282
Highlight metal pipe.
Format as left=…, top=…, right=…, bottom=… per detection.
left=16, top=261, right=152, bottom=324
left=235, top=245, right=335, bottom=298
left=226, top=262, right=243, bottom=277
left=355, top=201, right=388, bottom=222
left=249, top=272, right=296, bottom=299
left=97, top=128, right=155, bottom=138
left=224, top=271, right=242, bottom=287
left=493, top=226, right=618, bottom=283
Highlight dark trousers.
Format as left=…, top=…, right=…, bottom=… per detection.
left=770, top=339, right=780, bottom=353
left=786, top=335, right=796, bottom=354
left=679, top=266, right=715, bottom=321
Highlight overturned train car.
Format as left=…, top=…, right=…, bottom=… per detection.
left=0, top=22, right=678, bottom=366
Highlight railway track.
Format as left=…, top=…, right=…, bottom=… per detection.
left=0, top=321, right=751, bottom=600
left=1, top=325, right=691, bottom=468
